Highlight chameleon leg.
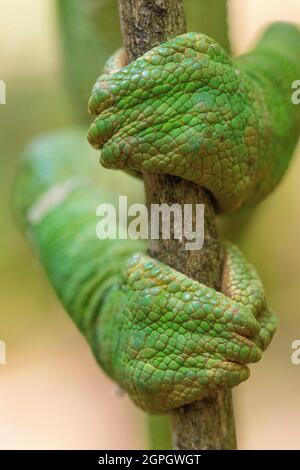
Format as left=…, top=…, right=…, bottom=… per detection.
left=13, top=128, right=276, bottom=414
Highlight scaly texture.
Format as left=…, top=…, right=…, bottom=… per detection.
left=14, top=130, right=276, bottom=413
left=88, top=23, right=300, bottom=212
left=13, top=23, right=300, bottom=413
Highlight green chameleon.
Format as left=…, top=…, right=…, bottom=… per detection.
left=14, top=23, right=300, bottom=413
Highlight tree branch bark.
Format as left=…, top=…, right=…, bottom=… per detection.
left=118, top=0, right=237, bottom=450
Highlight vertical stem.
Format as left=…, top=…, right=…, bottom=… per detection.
left=118, top=0, right=237, bottom=449
left=118, top=0, right=186, bottom=62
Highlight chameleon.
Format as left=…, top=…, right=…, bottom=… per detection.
left=13, top=23, right=300, bottom=413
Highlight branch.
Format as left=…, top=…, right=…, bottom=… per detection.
left=118, top=0, right=237, bottom=450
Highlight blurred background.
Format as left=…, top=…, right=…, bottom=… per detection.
left=0, top=0, right=300, bottom=449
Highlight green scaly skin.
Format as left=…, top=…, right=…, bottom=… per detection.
left=88, top=23, right=300, bottom=212
left=14, top=23, right=300, bottom=413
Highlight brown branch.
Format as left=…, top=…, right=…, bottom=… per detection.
left=118, top=0, right=237, bottom=450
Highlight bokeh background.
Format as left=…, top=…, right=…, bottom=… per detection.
left=1, top=0, right=300, bottom=449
